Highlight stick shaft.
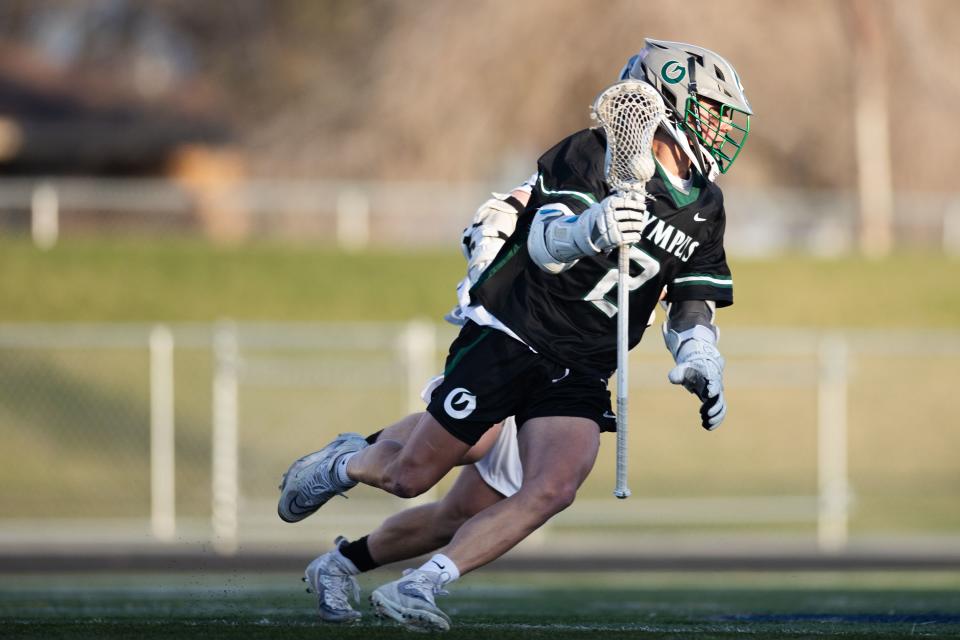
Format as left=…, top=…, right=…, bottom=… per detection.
left=614, top=243, right=631, bottom=499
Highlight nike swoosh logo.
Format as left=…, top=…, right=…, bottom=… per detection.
left=693, top=212, right=707, bottom=222
left=551, top=368, right=570, bottom=384
left=432, top=560, right=446, bottom=570
left=286, top=497, right=313, bottom=515
left=603, top=411, right=616, bottom=419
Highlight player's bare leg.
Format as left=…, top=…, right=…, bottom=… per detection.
left=377, top=413, right=502, bottom=466
left=440, top=417, right=599, bottom=572
left=370, top=417, right=598, bottom=630
left=366, top=464, right=503, bottom=564
left=346, top=412, right=471, bottom=498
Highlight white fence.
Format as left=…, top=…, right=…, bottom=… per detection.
left=2, top=178, right=960, bottom=255
left=0, top=323, right=958, bottom=556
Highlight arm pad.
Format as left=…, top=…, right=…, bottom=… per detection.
left=461, top=194, right=525, bottom=284
left=527, top=204, right=599, bottom=274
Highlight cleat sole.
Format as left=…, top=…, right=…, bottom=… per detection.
left=370, top=592, right=449, bottom=632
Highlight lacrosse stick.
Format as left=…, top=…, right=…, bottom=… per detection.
left=591, top=80, right=666, bottom=499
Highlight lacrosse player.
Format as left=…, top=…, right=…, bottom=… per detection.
left=279, top=39, right=752, bottom=631
left=289, top=180, right=665, bottom=626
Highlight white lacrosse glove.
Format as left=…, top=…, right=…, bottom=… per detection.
left=530, top=193, right=649, bottom=273
left=461, top=195, right=522, bottom=284
left=580, top=193, right=648, bottom=253
left=666, top=332, right=727, bottom=430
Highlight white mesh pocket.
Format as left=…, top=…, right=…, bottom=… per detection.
left=592, top=81, right=666, bottom=193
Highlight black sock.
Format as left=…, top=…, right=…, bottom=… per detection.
left=339, top=535, right=380, bottom=572
left=365, top=430, right=383, bottom=445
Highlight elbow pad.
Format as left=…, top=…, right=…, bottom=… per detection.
left=461, top=195, right=524, bottom=279
left=527, top=205, right=600, bottom=274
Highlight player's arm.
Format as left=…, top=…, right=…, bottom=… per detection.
left=443, top=174, right=537, bottom=326
left=661, top=200, right=733, bottom=430
left=445, top=177, right=534, bottom=326
left=527, top=193, right=649, bottom=274
left=525, top=130, right=649, bottom=274
left=460, top=175, right=535, bottom=284
left=662, top=300, right=726, bottom=430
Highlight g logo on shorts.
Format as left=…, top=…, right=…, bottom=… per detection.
left=443, top=387, right=477, bottom=419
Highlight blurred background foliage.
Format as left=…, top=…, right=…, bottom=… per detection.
left=0, top=0, right=958, bottom=189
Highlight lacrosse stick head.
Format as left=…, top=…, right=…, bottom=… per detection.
left=591, top=80, right=666, bottom=195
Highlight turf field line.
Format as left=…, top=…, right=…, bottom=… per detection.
left=716, top=612, right=960, bottom=624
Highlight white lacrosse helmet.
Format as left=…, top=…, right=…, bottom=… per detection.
left=619, top=38, right=752, bottom=175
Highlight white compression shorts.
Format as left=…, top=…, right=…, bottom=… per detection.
left=473, top=415, right=522, bottom=497
left=421, top=375, right=523, bottom=498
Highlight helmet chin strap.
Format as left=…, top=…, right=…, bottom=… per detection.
left=683, top=128, right=713, bottom=181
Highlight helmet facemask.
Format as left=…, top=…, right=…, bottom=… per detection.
left=624, top=38, right=753, bottom=176
left=683, top=96, right=750, bottom=174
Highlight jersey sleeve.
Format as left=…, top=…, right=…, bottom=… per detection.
left=528, top=129, right=607, bottom=217
left=666, top=205, right=734, bottom=308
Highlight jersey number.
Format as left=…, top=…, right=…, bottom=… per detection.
left=583, top=247, right=660, bottom=317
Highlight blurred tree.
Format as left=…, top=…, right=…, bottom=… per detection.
left=0, top=0, right=957, bottom=191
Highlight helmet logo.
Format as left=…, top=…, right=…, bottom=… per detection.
left=660, top=61, right=686, bottom=84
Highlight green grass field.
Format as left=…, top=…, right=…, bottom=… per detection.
left=1, top=237, right=959, bottom=326
left=2, top=239, right=960, bottom=637
left=1, top=238, right=959, bottom=530
left=2, top=571, right=959, bottom=639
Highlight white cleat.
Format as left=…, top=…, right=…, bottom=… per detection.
left=303, top=536, right=362, bottom=624
left=370, top=569, right=452, bottom=632
left=277, top=432, right=368, bottom=523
